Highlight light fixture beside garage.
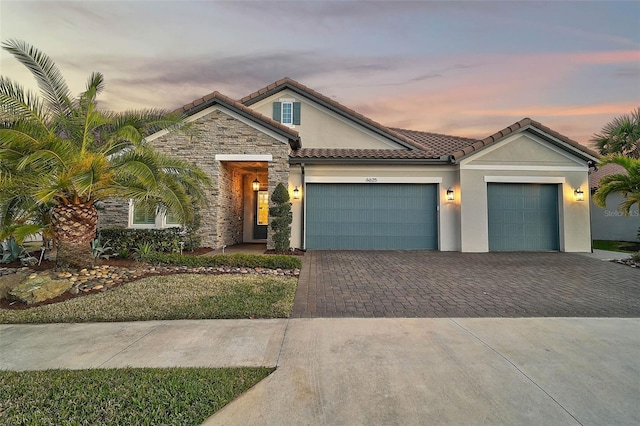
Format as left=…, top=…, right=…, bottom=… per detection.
left=446, top=188, right=455, bottom=201
left=293, top=186, right=300, bottom=199
left=574, top=187, right=584, bottom=201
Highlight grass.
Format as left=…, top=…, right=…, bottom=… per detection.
left=0, top=367, right=273, bottom=425
left=0, top=274, right=297, bottom=324
left=142, top=252, right=302, bottom=270
left=593, top=240, right=639, bottom=253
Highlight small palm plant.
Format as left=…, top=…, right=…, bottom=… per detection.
left=0, top=40, right=211, bottom=270
left=593, top=156, right=640, bottom=216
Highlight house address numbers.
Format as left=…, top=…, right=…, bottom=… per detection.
left=365, top=177, right=378, bottom=183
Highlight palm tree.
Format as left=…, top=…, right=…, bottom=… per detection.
left=0, top=40, right=211, bottom=270
left=591, top=108, right=640, bottom=159
left=593, top=156, right=640, bottom=217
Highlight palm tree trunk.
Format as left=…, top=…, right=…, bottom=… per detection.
left=51, top=203, right=98, bottom=271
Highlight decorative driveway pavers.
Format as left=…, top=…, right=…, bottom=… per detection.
left=291, top=251, right=640, bottom=318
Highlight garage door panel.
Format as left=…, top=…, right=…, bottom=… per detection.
left=306, top=183, right=437, bottom=250
left=488, top=183, right=559, bottom=251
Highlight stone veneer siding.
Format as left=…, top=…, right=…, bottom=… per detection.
left=97, top=199, right=129, bottom=230
left=146, top=108, right=291, bottom=249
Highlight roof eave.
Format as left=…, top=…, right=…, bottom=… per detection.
left=289, top=156, right=450, bottom=165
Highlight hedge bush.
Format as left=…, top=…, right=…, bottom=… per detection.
left=141, top=252, right=302, bottom=270
left=99, top=228, right=183, bottom=254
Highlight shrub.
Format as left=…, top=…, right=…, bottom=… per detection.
left=99, top=228, right=182, bottom=254
left=269, top=183, right=292, bottom=252
left=141, top=252, right=301, bottom=270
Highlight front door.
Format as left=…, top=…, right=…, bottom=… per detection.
left=254, top=190, right=268, bottom=240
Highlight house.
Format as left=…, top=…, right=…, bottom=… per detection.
left=98, top=78, right=600, bottom=252
left=590, top=163, right=639, bottom=242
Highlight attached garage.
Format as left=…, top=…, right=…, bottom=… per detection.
left=487, top=183, right=560, bottom=251
left=305, top=183, right=438, bottom=250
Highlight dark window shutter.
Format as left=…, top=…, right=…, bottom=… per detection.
left=293, top=102, right=301, bottom=125
left=272, top=102, right=282, bottom=122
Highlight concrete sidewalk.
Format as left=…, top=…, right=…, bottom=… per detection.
left=577, top=249, right=632, bottom=261
left=0, top=319, right=286, bottom=370
left=2, top=318, right=639, bottom=425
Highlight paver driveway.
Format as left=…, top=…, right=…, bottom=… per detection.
left=292, top=251, right=640, bottom=318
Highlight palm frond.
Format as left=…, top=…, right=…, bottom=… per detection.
left=593, top=156, right=640, bottom=211
left=0, top=77, right=50, bottom=130
left=1, top=39, right=72, bottom=118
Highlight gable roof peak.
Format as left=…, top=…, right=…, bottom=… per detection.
left=240, top=77, right=426, bottom=151
left=172, top=89, right=300, bottom=148
left=449, top=117, right=599, bottom=162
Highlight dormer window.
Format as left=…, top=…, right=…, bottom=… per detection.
left=273, top=101, right=301, bottom=126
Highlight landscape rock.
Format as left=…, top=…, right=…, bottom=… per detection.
left=0, top=272, right=28, bottom=300
left=9, top=274, right=73, bottom=304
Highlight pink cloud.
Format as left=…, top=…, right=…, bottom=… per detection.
left=568, top=50, right=640, bottom=64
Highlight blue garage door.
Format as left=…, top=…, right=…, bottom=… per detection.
left=306, top=183, right=437, bottom=250
left=488, top=183, right=559, bottom=251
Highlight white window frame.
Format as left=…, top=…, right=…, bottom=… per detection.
left=129, top=201, right=182, bottom=229
left=281, top=101, right=293, bottom=125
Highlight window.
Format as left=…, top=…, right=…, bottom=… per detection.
left=257, top=191, right=269, bottom=225
left=281, top=102, right=293, bottom=125
left=273, top=101, right=301, bottom=125
left=130, top=202, right=182, bottom=228
left=165, top=209, right=181, bottom=225
left=132, top=204, right=156, bottom=225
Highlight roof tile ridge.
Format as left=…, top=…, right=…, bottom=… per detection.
left=390, top=127, right=481, bottom=142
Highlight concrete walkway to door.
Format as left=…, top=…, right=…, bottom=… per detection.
left=292, top=251, right=640, bottom=318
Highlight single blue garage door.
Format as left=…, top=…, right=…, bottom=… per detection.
left=306, top=183, right=437, bottom=250
left=487, top=183, right=559, bottom=251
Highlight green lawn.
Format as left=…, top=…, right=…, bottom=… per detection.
left=0, top=367, right=273, bottom=425
left=0, top=274, right=297, bottom=324
left=593, top=240, right=640, bottom=253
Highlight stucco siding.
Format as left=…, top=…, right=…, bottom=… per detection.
left=249, top=89, right=405, bottom=150
left=591, top=193, right=640, bottom=241
left=465, top=133, right=583, bottom=167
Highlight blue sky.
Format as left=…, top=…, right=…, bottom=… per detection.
left=1, top=0, right=639, bottom=145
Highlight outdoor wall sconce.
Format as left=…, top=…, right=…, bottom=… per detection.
left=252, top=170, right=260, bottom=191
left=574, top=187, right=584, bottom=202
left=446, top=188, right=455, bottom=201
left=293, top=186, right=300, bottom=200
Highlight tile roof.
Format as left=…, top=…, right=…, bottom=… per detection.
left=176, top=79, right=599, bottom=163
left=589, top=163, right=627, bottom=190
left=449, top=117, right=600, bottom=161
left=389, top=128, right=480, bottom=157
left=239, top=77, right=426, bottom=151
left=174, top=90, right=300, bottom=144
left=289, top=148, right=443, bottom=161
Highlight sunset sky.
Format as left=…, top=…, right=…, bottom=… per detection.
left=1, top=0, right=639, bottom=147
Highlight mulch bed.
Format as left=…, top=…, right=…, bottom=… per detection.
left=264, top=248, right=305, bottom=256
